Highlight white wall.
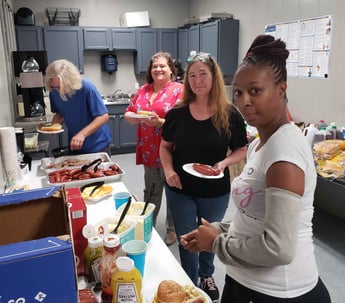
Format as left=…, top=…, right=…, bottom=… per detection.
left=190, top=0, right=345, bottom=127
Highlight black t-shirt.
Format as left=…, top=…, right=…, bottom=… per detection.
left=162, top=105, right=247, bottom=197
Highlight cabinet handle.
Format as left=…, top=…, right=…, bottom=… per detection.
left=119, top=114, right=124, bottom=118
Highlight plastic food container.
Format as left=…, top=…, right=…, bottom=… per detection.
left=94, top=217, right=136, bottom=245
left=115, top=202, right=155, bottom=242
left=24, top=132, right=38, bottom=150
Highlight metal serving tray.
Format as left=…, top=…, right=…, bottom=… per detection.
left=46, top=162, right=124, bottom=188
left=40, top=152, right=111, bottom=172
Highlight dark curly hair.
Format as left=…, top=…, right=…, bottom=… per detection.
left=241, top=34, right=289, bottom=84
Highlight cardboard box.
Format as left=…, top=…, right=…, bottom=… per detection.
left=119, top=11, right=150, bottom=27
left=0, top=186, right=70, bottom=245
left=0, top=237, right=78, bottom=302
left=0, top=186, right=78, bottom=302
left=66, top=187, right=88, bottom=276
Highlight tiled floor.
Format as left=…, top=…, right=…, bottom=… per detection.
left=113, top=152, right=345, bottom=302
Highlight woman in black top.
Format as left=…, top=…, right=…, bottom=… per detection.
left=160, top=52, right=247, bottom=301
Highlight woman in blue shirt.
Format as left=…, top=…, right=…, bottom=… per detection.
left=45, top=59, right=111, bottom=155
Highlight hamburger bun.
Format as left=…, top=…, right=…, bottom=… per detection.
left=40, top=123, right=62, bottom=132
left=156, top=280, right=186, bottom=303
left=137, top=110, right=152, bottom=116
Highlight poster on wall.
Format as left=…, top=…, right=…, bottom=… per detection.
left=265, top=15, right=332, bottom=79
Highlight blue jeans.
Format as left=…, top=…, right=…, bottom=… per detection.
left=165, top=186, right=230, bottom=285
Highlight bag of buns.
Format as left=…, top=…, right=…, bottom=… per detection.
left=313, top=140, right=343, bottom=160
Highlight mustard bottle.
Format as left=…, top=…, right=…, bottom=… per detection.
left=111, top=256, right=142, bottom=303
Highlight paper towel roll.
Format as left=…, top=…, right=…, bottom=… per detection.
left=0, top=127, right=19, bottom=186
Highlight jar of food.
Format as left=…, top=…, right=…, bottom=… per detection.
left=111, top=256, right=142, bottom=303
left=100, top=235, right=123, bottom=303
left=83, top=236, right=103, bottom=289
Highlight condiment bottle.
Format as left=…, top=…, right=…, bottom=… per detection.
left=111, top=256, right=143, bottom=303
left=83, top=236, right=103, bottom=289
left=100, top=236, right=123, bottom=303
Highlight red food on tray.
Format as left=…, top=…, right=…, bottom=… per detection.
left=48, top=163, right=122, bottom=183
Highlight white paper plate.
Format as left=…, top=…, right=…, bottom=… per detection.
left=182, top=163, right=224, bottom=179
left=127, top=112, right=152, bottom=119
left=37, top=128, right=64, bottom=134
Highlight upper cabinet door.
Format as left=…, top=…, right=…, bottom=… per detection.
left=158, top=28, right=178, bottom=59
left=43, top=26, right=84, bottom=73
left=188, top=24, right=200, bottom=54
left=178, top=28, right=189, bottom=68
left=111, top=28, right=136, bottom=50
left=135, top=28, right=157, bottom=73
left=84, top=27, right=111, bottom=50
left=15, top=26, right=44, bottom=51
left=200, top=19, right=239, bottom=77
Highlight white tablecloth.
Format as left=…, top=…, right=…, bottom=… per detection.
left=19, top=160, right=193, bottom=301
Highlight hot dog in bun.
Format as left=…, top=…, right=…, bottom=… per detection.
left=154, top=280, right=186, bottom=303
left=137, top=110, right=153, bottom=116
left=40, top=123, right=62, bottom=132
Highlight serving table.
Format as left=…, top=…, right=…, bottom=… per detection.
left=16, top=160, right=193, bottom=302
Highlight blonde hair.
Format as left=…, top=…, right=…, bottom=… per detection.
left=177, top=53, right=231, bottom=136
left=45, top=59, right=82, bottom=100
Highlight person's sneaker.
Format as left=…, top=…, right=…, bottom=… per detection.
left=164, top=230, right=177, bottom=246
left=199, top=277, right=219, bottom=302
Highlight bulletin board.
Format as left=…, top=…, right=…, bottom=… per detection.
left=265, top=15, right=332, bottom=79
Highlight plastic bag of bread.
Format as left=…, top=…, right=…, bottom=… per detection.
left=313, top=140, right=344, bottom=160
left=316, top=151, right=345, bottom=179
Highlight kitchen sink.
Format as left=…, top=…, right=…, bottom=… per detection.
left=102, top=95, right=131, bottom=105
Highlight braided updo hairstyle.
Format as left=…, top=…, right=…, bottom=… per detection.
left=241, top=35, right=289, bottom=85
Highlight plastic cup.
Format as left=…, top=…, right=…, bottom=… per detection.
left=122, top=240, right=147, bottom=277
left=114, top=192, right=131, bottom=209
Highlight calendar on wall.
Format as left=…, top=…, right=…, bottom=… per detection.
left=265, top=15, right=332, bottom=79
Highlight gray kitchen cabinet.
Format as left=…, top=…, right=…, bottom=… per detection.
left=188, top=24, right=200, bottom=54
left=178, top=27, right=189, bottom=68
left=157, top=28, right=178, bottom=59
left=83, top=27, right=136, bottom=50
left=111, top=28, right=136, bottom=50
left=83, top=27, right=111, bottom=50
left=15, top=26, right=44, bottom=51
left=199, top=19, right=239, bottom=77
left=107, top=104, right=136, bottom=154
left=43, top=26, right=84, bottom=73
left=134, top=28, right=157, bottom=73
left=134, top=28, right=177, bottom=73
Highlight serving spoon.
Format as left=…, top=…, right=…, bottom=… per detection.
left=113, top=196, right=132, bottom=234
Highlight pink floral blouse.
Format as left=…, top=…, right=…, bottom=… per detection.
left=125, top=81, right=183, bottom=168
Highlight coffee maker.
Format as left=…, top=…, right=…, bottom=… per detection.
left=19, top=70, right=45, bottom=120
left=13, top=51, right=47, bottom=121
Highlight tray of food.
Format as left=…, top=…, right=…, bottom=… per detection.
left=40, top=152, right=111, bottom=172
left=46, top=162, right=124, bottom=187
